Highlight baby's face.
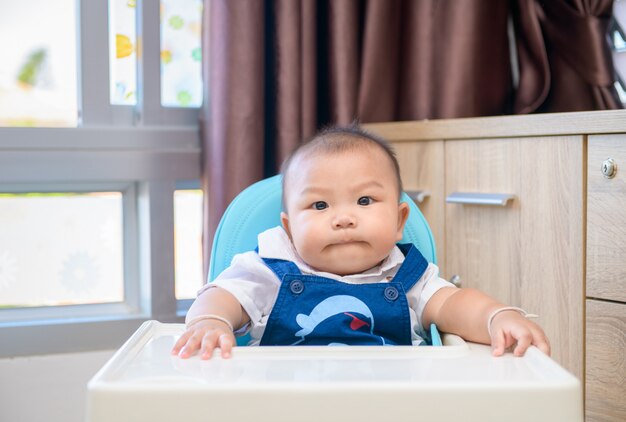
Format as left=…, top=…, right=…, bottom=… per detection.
left=281, top=146, right=409, bottom=276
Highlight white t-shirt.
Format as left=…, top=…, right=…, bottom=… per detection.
left=202, top=226, right=456, bottom=345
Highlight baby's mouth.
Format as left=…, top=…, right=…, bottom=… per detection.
left=333, top=239, right=364, bottom=245
left=323, top=240, right=367, bottom=253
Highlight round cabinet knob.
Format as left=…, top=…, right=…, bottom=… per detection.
left=449, top=275, right=461, bottom=287
left=602, top=158, right=617, bottom=179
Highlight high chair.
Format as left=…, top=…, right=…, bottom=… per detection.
left=86, top=175, right=583, bottom=422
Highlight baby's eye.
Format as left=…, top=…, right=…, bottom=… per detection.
left=357, top=196, right=373, bottom=206
left=312, top=201, right=328, bottom=210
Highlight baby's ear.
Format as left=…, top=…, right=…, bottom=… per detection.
left=396, top=202, right=410, bottom=241
left=280, top=212, right=292, bottom=239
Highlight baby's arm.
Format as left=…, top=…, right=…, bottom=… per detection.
left=423, top=287, right=550, bottom=357
left=171, top=287, right=250, bottom=359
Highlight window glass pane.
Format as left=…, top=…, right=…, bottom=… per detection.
left=0, top=192, right=124, bottom=308
left=174, top=188, right=203, bottom=299
left=615, top=80, right=626, bottom=104
left=613, top=29, right=626, bottom=51
left=0, top=0, right=77, bottom=127
left=109, top=0, right=137, bottom=105
left=160, top=0, right=204, bottom=108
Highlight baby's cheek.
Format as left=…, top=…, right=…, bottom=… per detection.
left=292, top=234, right=319, bottom=262
left=301, top=225, right=322, bottom=245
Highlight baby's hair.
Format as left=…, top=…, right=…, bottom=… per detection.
left=280, top=123, right=403, bottom=209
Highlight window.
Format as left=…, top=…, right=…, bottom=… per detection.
left=0, top=190, right=125, bottom=309
left=174, top=182, right=204, bottom=300
left=107, top=0, right=204, bottom=109
left=0, top=0, right=78, bottom=127
left=0, top=0, right=204, bottom=357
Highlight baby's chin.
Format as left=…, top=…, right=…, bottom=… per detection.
left=312, top=259, right=382, bottom=276
left=308, top=245, right=380, bottom=275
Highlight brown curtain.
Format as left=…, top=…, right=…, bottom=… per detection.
left=200, top=0, right=622, bottom=277
left=513, top=0, right=622, bottom=112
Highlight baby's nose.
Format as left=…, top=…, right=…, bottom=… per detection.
left=333, top=213, right=356, bottom=228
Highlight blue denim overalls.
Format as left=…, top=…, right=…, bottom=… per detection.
left=259, top=243, right=429, bottom=346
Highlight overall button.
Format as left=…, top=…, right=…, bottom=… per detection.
left=289, top=279, right=305, bottom=294
left=384, top=286, right=399, bottom=301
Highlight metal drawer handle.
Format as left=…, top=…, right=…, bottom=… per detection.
left=405, top=190, right=430, bottom=204
left=446, top=192, right=515, bottom=206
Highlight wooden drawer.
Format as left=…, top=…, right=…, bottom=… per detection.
left=444, top=136, right=584, bottom=379
left=444, top=138, right=520, bottom=304
left=587, top=135, right=626, bottom=303
left=586, top=299, right=626, bottom=422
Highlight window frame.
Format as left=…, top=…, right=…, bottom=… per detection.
left=0, top=0, right=203, bottom=357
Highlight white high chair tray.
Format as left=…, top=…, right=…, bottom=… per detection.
left=86, top=321, right=582, bottom=422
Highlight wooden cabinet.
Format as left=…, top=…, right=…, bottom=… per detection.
left=444, top=137, right=583, bottom=379
left=365, top=111, right=626, bottom=416
left=586, top=134, right=626, bottom=422
left=372, top=132, right=585, bottom=378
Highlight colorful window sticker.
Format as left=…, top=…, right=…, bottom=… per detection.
left=109, top=0, right=138, bottom=105
left=160, top=0, right=204, bottom=108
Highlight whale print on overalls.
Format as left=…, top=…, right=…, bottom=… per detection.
left=259, top=243, right=429, bottom=346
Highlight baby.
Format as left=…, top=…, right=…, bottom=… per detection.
left=172, top=125, right=550, bottom=359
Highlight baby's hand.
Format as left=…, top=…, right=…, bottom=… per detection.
left=489, top=310, right=551, bottom=357
left=171, top=319, right=236, bottom=360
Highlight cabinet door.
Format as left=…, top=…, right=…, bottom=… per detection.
left=586, top=299, right=626, bottom=421
left=393, top=140, right=446, bottom=275
left=444, top=136, right=584, bottom=379
left=587, top=134, right=626, bottom=302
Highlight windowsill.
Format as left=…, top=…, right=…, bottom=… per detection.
left=0, top=314, right=185, bottom=358
left=0, top=126, right=200, bottom=150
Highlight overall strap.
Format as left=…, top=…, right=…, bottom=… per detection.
left=393, top=243, right=429, bottom=291
left=256, top=247, right=302, bottom=280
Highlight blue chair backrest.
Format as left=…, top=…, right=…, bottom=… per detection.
left=208, top=174, right=437, bottom=282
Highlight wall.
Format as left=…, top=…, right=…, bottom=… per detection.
left=0, top=350, right=114, bottom=422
